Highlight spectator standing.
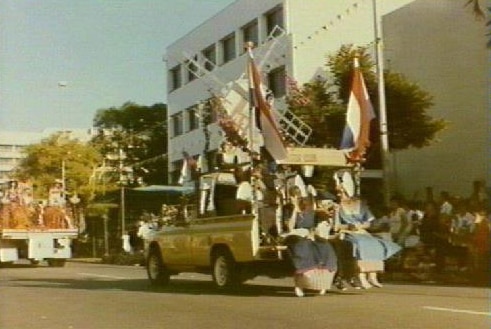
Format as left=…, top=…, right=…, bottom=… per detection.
left=388, top=197, right=412, bottom=246
left=469, top=207, right=490, bottom=276
left=439, top=191, right=454, bottom=219
left=419, top=202, right=440, bottom=248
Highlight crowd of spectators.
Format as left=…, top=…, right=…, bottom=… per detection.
left=370, top=182, right=489, bottom=281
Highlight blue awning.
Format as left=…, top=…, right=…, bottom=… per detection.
left=131, top=185, right=194, bottom=194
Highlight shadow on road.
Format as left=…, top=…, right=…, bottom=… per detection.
left=6, top=275, right=363, bottom=298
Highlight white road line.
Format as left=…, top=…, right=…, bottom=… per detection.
left=78, top=272, right=128, bottom=280
left=423, top=306, right=490, bottom=316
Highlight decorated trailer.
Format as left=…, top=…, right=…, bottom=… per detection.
left=0, top=180, right=78, bottom=267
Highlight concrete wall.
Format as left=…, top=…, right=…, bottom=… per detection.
left=383, top=0, right=490, bottom=199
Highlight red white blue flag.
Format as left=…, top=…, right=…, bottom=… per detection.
left=246, top=47, right=288, bottom=161
left=339, top=57, right=375, bottom=163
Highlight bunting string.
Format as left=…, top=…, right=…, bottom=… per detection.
left=292, top=0, right=369, bottom=50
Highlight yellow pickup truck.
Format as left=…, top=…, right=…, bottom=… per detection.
left=145, top=171, right=291, bottom=289
left=145, top=148, right=348, bottom=289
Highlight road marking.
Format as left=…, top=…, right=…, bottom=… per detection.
left=423, top=306, right=490, bottom=316
left=78, top=272, right=128, bottom=280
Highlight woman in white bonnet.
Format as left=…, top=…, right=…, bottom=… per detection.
left=333, top=170, right=401, bottom=289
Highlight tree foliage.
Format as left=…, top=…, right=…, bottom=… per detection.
left=287, top=44, right=446, bottom=167
left=91, top=102, right=168, bottom=186
left=14, top=133, right=102, bottom=204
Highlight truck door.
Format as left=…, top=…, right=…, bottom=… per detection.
left=159, top=226, right=192, bottom=265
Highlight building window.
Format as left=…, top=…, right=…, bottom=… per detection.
left=221, top=33, right=236, bottom=64
left=169, top=65, right=182, bottom=91
left=187, top=107, right=199, bottom=131
left=266, top=6, right=284, bottom=37
left=172, top=112, right=183, bottom=137
left=202, top=45, right=216, bottom=71
left=0, top=145, right=13, bottom=152
left=242, top=19, right=259, bottom=50
left=268, top=66, right=286, bottom=98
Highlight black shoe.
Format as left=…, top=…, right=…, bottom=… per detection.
left=334, top=278, right=348, bottom=291
left=348, top=277, right=362, bottom=289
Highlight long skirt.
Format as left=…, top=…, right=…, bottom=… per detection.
left=341, top=231, right=401, bottom=273
left=343, top=231, right=401, bottom=260
left=288, top=238, right=337, bottom=290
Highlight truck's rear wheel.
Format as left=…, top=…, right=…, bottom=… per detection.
left=212, top=250, right=240, bottom=288
left=47, top=259, right=66, bottom=267
left=147, top=249, right=170, bottom=287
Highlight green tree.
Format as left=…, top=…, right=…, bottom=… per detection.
left=91, top=102, right=168, bottom=186
left=286, top=79, right=345, bottom=149
left=14, top=132, right=102, bottom=204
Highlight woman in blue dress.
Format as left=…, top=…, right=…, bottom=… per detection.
left=285, top=195, right=338, bottom=297
left=333, top=171, right=401, bottom=289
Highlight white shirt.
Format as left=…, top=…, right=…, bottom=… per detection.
left=440, top=201, right=453, bottom=215
left=137, top=222, right=154, bottom=240
left=236, top=181, right=253, bottom=201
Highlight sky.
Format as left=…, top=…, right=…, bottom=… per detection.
left=0, top=0, right=416, bottom=133
left=0, top=0, right=236, bottom=132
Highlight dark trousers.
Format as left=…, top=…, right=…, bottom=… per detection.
left=330, top=238, right=356, bottom=279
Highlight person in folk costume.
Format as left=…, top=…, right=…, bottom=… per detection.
left=235, top=167, right=253, bottom=214
left=48, top=180, right=65, bottom=207
left=3, top=180, right=20, bottom=204
left=285, top=192, right=338, bottom=297
left=333, top=170, right=401, bottom=289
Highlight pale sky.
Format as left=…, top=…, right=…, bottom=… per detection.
left=0, top=0, right=414, bottom=133
left=0, top=0, right=235, bottom=132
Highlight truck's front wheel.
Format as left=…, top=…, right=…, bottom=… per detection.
left=212, top=250, right=240, bottom=289
left=147, top=249, right=170, bottom=287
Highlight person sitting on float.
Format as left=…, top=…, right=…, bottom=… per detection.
left=333, top=170, right=401, bottom=289
left=284, top=195, right=338, bottom=297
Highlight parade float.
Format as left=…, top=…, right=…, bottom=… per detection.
left=0, top=180, right=78, bottom=267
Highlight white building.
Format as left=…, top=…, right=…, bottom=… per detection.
left=165, top=0, right=413, bottom=183
left=0, top=128, right=95, bottom=184
left=383, top=0, right=489, bottom=199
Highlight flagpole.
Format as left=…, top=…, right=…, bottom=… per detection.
left=245, top=41, right=255, bottom=176
left=245, top=41, right=258, bottom=216
left=372, top=0, right=391, bottom=205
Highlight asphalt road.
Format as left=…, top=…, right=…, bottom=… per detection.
left=0, top=261, right=489, bottom=329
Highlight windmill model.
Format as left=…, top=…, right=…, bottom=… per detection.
left=179, top=25, right=312, bottom=159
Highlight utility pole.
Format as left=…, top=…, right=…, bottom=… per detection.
left=119, top=147, right=126, bottom=239
left=372, top=0, right=391, bottom=205
left=61, top=159, right=66, bottom=204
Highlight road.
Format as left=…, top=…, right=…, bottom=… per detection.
left=0, top=261, right=489, bottom=329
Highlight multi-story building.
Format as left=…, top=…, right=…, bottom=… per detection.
left=383, top=0, right=489, bottom=199
left=165, top=0, right=413, bottom=183
left=0, top=129, right=95, bottom=184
